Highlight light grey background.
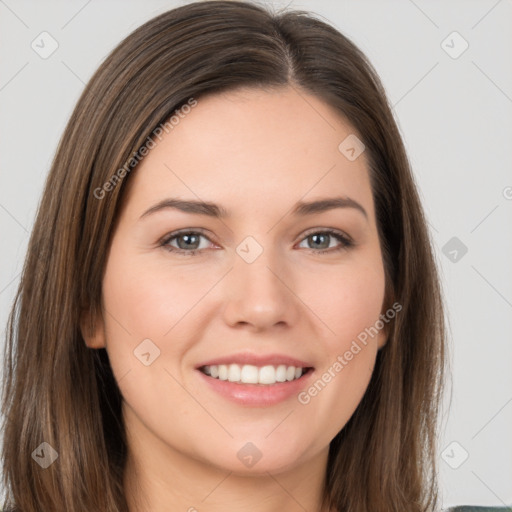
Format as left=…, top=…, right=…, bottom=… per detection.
left=1, top=0, right=511, bottom=508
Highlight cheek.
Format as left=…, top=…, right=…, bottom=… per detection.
left=102, top=247, right=204, bottom=340
left=302, top=258, right=386, bottom=348
left=99, top=242, right=192, bottom=385
left=297, top=262, right=385, bottom=434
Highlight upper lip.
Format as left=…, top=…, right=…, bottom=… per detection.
left=195, top=352, right=314, bottom=369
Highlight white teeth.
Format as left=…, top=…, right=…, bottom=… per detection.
left=228, top=364, right=241, bottom=382
left=275, top=364, right=287, bottom=382
left=259, top=365, right=276, bottom=384
left=201, top=364, right=306, bottom=385
left=218, top=364, right=228, bottom=380
left=240, top=364, right=259, bottom=384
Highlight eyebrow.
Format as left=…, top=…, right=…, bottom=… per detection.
left=140, top=196, right=368, bottom=220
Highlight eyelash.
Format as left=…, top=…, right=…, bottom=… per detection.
left=159, top=228, right=354, bottom=256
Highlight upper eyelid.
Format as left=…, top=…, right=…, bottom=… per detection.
left=159, top=228, right=214, bottom=245
left=299, top=226, right=352, bottom=241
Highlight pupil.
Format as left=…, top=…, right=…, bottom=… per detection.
left=179, top=234, right=199, bottom=250
left=311, top=233, right=329, bottom=249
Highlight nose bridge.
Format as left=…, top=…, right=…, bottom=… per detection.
left=237, top=246, right=283, bottom=294
left=223, top=239, right=298, bottom=329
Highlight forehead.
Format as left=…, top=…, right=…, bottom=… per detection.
left=122, top=86, right=374, bottom=220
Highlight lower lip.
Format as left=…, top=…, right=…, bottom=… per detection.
left=196, top=368, right=315, bottom=407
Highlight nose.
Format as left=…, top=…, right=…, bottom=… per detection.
left=222, top=248, right=300, bottom=331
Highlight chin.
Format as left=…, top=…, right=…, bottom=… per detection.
left=204, top=443, right=309, bottom=476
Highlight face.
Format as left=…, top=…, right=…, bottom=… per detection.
left=83, top=86, right=388, bottom=476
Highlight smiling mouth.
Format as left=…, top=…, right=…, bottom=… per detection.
left=199, top=363, right=314, bottom=386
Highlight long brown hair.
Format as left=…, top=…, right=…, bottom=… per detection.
left=1, top=1, right=447, bottom=510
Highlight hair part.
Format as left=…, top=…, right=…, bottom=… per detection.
left=2, top=1, right=446, bottom=510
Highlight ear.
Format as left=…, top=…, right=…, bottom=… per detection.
left=377, top=285, right=396, bottom=351
left=376, top=305, right=393, bottom=351
left=80, top=305, right=106, bottom=349
left=376, top=327, right=388, bottom=350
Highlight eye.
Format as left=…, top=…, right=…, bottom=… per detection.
left=159, top=228, right=353, bottom=256
left=297, top=229, right=353, bottom=254
left=160, top=229, right=214, bottom=256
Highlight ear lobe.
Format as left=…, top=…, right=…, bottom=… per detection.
left=377, top=285, right=395, bottom=351
left=377, top=330, right=388, bottom=350
left=80, top=305, right=106, bottom=349
left=376, top=310, right=391, bottom=351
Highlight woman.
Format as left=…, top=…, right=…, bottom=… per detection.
left=1, top=1, right=463, bottom=510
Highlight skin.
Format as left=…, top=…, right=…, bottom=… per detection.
left=82, top=85, right=389, bottom=512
